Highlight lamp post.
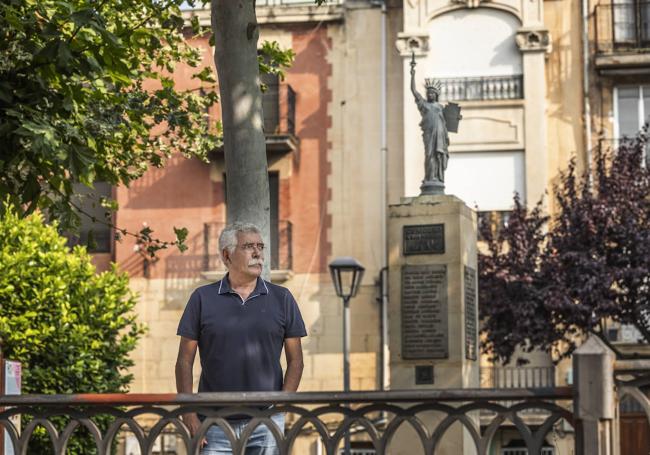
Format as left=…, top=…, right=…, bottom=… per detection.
left=329, top=256, right=365, bottom=455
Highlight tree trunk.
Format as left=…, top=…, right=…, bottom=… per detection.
left=212, top=0, right=271, bottom=278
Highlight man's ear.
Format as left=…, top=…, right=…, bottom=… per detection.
left=222, top=250, right=230, bottom=264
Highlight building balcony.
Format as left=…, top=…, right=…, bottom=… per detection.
left=201, top=220, right=293, bottom=282
left=209, top=81, right=298, bottom=160
left=262, top=80, right=299, bottom=154
left=481, top=366, right=556, bottom=389
left=438, top=75, right=523, bottom=102
left=595, top=2, right=650, bottom=75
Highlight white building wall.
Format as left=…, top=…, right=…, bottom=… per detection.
left=426, top=8, right=522, bottom=78
left=445, top=150, right=525, bottom=211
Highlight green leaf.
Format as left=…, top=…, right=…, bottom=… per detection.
left=190, top=15, right=200, bottom=35
left=70, top=9, right=95, bottom=27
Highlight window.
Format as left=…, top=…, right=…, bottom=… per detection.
left=612, top=0, right=650, bottom=48
left=260, top=73, right=296, bottom=137
left=66, top=182, right=112, bottom=253
left=615, top=85, right=650, bottom=137
left=614, top=85, right=650, bottom=164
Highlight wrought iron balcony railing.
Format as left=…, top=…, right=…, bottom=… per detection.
left=0, top=389, right=574, bottom=455
left=203, top=220, right=293, bottom=271
left=262, top=80, right=296, bottom=137
left=595, top=2, right=650, bottom=53
left=481, top=366, right=556, bottom=389
left=438, top=75, right=523, bottom=102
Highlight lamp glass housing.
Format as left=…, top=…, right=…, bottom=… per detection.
left=329, top=257, right=365, bottom=299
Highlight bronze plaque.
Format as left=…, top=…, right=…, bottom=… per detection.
left=464, top=266, right=478, bottom=361
left=415, top=365, right=434, bottom=385
left=401, top=264, right=448, bottom=359
left=403, top=224, right=445, bottom=255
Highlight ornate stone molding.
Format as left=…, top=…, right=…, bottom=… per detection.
left=396, top=31, right=430, bottom=57
left=450, top=0, right=486, bottom=8
left=516, top=28, right=551, bottom=53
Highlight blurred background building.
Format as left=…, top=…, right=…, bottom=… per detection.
left=73, top=0, right=650, bottom=453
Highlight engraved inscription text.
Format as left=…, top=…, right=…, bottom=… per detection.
left=401, top=264, right=448, bottom=359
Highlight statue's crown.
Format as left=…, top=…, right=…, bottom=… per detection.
left=424, top=78, right=442, bottom=94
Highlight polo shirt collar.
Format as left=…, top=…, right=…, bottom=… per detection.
left=218, top=274, right=269, bottom=296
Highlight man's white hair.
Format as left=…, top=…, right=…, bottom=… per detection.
left=218, top=222, right=262, bottom=261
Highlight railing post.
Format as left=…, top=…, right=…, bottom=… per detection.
left=573, top=336, right=618, bottom=455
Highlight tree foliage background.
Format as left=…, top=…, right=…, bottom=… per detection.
left=480, top=139, right=650, bottom=364
left=0, top=0, right=299, bottom=256
left=0, top=203, right=145, bottom=453
left=0, top=0, right=219, bottom=243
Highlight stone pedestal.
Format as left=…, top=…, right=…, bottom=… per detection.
left=388, top=194, right=479, bottom=454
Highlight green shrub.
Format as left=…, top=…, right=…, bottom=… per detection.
left=0, top=204, right=145, bottom=453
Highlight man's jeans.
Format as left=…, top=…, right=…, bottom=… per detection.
left=200, top=413, right=285, bottom=455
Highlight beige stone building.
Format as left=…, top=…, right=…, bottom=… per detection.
left=78, top=0, right=650, bottom=453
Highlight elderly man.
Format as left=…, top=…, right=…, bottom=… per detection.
left=175, top=222, right=306, bottom=454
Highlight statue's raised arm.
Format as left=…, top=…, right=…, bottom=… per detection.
left=410, top=52, right=425, bottom=106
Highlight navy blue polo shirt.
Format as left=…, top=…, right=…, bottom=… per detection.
left=177, top=276, right=307, bottom=393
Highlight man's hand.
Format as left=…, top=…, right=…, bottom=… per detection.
left=182, top=412, right=207, bottom=447
left=176, top=337, right=206, bottom=447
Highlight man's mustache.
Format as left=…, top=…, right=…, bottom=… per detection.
left=248, top=259, right=264, bottom=266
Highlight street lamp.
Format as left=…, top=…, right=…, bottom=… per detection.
left=329, top=256, right=365, bottom=455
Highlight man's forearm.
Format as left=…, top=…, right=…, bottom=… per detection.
left=175, top=360, right=194, bottom=394
left=282, top=360, right=304, bottom=392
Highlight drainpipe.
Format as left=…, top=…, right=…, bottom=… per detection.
left=379, top=0, right=389, bottom=392
left=582, top=0, right=593, bottom=181
left=378, top=267, right=388, bottom=391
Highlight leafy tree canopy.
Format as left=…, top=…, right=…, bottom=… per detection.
left=0, top=0, right=220, bottom=246
left=0, top=202, right=145, bottom=452
left=0, top=0, right=298, bottom=254
left=480, top=138, right=650, bottom=363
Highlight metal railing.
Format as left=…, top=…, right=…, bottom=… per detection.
left=595, top=2, right=650, bottom=53
left=203, top=220, right=293, bottom=271
left=0, top=388, right=574, bottom=455
left=481, top=367, right=556, bottom=389
left=438, top=75, right=523, bottom=102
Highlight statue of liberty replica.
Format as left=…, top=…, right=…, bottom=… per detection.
left=410, top=53, right=461, bottom=195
